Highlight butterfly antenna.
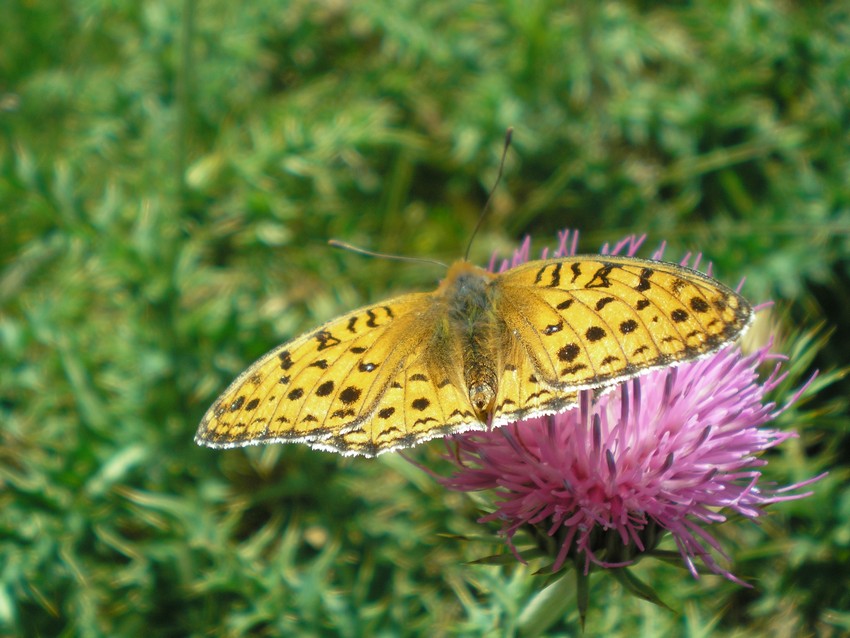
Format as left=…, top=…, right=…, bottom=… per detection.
left=464, top=127, right=513, bottom=262
left=328, top=240, right=448, bottom=269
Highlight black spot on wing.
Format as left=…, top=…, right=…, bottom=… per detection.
left=556, top=299, right=574, bottom=310
left=690, top=297, right=710, bottom=313
left=534, top=265, right=546, bottom=284
left=316, top=380, right=335, bottom=396
left=544, top=321, right=563, bottom=335
left=412, top=416, right=439, bottom=427
left=315, top=330, right=341, bottom=351
left=278, top=351, right=294, bottom=370
left=671, top=309, right=689, bottom=323
left=586, top=326, right=606, bottom=342
left=595, top=296, right=615, bottom=310
left=636, top=268, right=653, bottom=292
left=558, top=343, right=580, bottom=362
left=586, top=265, right=613, bottom=289
left=620, top=319, right=638, bottom=334
left=527, top=388, right=554, bottom=401
left=548, top=263, right=562, bottom=287
left=560, top=363, right=588, bottom=376
left=339, top=386, right=362, bottom=404
left=375, top=425, right=402, bottom=440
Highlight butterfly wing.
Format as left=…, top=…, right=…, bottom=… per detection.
left=196, top=291, right=484, bottom=456
left=196, top=293, right=428, bottom=448
left=490, top=255, right=753, bottom=423
left=489, top=336, right=580, bottom=426
left=315, top=347, right=482, bottom=456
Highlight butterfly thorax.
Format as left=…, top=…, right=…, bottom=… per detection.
left=437, top=261, right=501, bottom=422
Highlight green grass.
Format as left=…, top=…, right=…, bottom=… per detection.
left=2, top=0, right=849, bottom=636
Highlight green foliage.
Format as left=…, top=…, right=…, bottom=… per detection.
left=2, top=0, right=848, bottom=635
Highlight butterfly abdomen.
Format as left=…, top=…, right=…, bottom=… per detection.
left=437, top=261, right=501, bottom=420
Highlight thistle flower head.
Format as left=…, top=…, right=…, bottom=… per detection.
left=439, top=231, right=820, bottom=585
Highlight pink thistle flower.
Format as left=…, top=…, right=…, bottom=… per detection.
left=439, top=231, right=821, bottom=588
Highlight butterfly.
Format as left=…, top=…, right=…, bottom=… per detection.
left=195, top=253, right=753, bottom=457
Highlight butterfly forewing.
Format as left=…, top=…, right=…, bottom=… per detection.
left=494, top=256, right=753, bottom=394
left=197, top=293, right=431, bottom=447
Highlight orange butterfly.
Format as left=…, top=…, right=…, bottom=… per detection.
left=196, top=254, right=752, bottom=456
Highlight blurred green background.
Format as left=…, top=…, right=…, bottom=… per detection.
left=2, top=1, right=849, bottom=636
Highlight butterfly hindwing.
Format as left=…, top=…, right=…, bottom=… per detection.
left=491, top=336, right=580, bottom=426
left=319, top=352, right=482, bottom=456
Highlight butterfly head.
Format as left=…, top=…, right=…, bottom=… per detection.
left=468, top=381, right=496, bottom=422
left=465, top=360, right=498, bottom=422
